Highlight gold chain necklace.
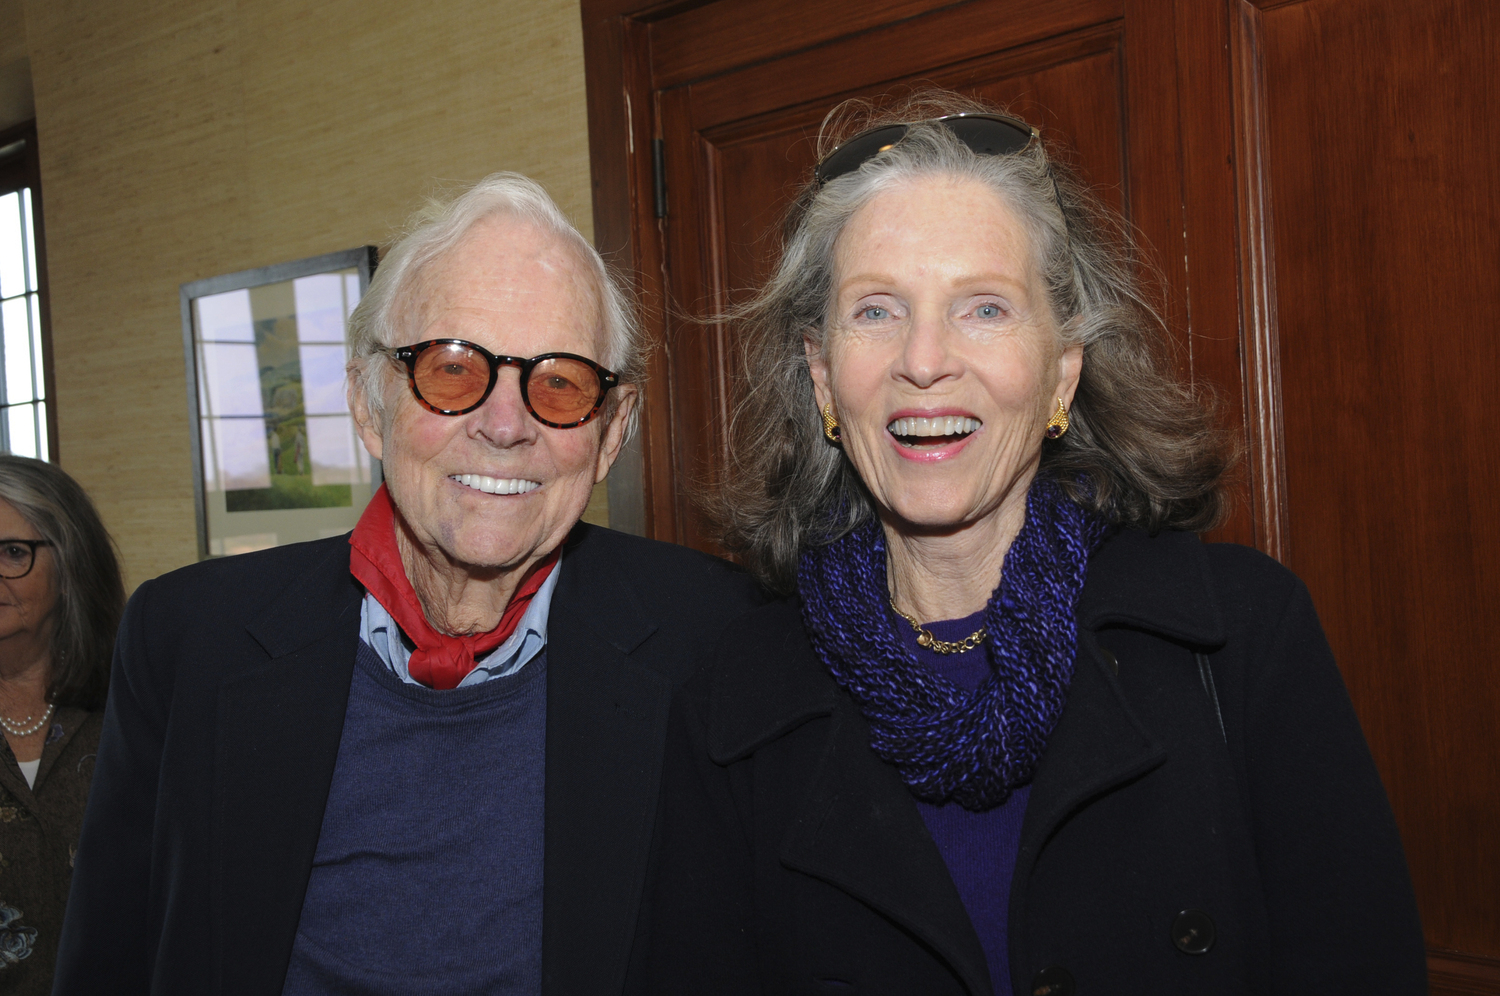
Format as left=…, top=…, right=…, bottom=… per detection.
left=889, top=598, right=987, bottom=654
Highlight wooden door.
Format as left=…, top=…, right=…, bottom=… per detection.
left=582, top=0, right=1500, bottom=989
left=1235, top=1, right=1500, bottom=988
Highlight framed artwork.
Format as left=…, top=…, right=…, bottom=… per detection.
left=181, top=246, right=379, bottom=558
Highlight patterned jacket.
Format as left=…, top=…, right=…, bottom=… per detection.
left=0, top=707, right=101, bottom=996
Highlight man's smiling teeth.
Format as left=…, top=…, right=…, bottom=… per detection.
left=452, top=474, right=541, bottom=495
left=887, top=416, right=982, bottom=438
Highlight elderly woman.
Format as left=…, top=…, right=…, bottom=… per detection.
left=639, top=95, right=1426, bottom=994
left=54, top=173, right=762, bottom=996
left=0, top=456, right=124, bottom=995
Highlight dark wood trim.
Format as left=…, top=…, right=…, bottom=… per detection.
left=1430, top=949, right=1500, bottom=996
left=583, top=7, right=668, bottom=537
left=1228, top=0, right=1289, bottom=563
left=580, top=0, right=707, bottom=542
left=680, top=0, right=1122, bottom=128
left=582, top=0, right=710, bottom=22
left=1171, top=0, right=1255, bottom=547
left=648, top=0, right=956, bottom=90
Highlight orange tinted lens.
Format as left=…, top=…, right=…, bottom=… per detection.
left=527, top=357, right=600, bottom=424
left=412, top=343, right=491, bottom=411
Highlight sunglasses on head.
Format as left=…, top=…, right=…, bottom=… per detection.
left=382, top=339, right=620, bottom=428
left=814, top=112, right=1041, bottom=186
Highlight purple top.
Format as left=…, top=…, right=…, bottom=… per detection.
left=898, top=607, right=1030, bottom=996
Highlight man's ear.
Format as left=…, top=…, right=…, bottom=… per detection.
left=348, top=363, right=385, bottom=462
left=594, top=384, right=638, bottom=483
left=804, top=335, right=832, bottom=411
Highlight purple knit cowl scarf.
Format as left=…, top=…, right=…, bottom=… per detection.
left=797, top=478, right=1111, bottom=811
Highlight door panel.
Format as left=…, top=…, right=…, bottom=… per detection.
left=1250, top=0, right=1500, bottom=961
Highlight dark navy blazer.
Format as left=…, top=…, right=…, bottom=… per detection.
left=53, top=523, right=763, bottom=995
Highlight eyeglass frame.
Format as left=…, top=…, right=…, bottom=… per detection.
left=814, top=112, right=1042, bottom=187
left=0, top=538, right=53, bottom=580
left=379, top=339, right=622, bottom=428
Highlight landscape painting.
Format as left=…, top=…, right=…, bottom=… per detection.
left=183, top=247, right=379, bottom=557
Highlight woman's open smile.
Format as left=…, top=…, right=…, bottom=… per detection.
left=885, top=408, right=983, bottom=461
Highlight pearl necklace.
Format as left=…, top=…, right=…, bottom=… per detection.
left=0, top=703, right=54, bottom=737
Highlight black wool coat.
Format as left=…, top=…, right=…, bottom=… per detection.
left=635, top=529, right=1427, bottom=996
left=52, top=523, right=764, bottom=996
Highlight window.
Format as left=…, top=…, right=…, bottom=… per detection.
left=0, top=121, right=52, bottom=460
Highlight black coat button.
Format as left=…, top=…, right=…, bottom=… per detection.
left=1171, top=909, right=1216, bottom=954
left=1031, top=965, right=1075, bottom=995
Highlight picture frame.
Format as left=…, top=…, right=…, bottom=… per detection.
left=181, top=246, right=380, bottom=559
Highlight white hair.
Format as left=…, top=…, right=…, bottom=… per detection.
left=347, top=172, right=643, bottom=436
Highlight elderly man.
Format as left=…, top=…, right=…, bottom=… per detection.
left=53, top=174, right=761, bottom=995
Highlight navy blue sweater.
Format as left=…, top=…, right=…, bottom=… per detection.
left=282, top=640, right=547, bottom=995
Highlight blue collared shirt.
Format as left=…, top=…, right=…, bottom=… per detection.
left=358, top=552, right=562, bottom=686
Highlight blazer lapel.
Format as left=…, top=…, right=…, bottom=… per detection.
left=541, top=531, right=669, bottom=996
left=215, top=544, right=363, bottom=996
left=780, top=703, right=995, bottom=996
left=1013, top=635, right=1168, bottom=870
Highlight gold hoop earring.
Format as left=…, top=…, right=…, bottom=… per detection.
left=822, top=403, right=841, bottom=443
left=1044, top=397, right=1069, bottom=439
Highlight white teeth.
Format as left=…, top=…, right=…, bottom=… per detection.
left=452, top=474, right=541, bottom=495
left=886, top=416, right=982, bottom=438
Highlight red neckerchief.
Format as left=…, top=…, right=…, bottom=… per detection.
left=349, top=484, right=560, bottom=690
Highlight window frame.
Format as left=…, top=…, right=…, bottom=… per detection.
left=0, top=119, right=58, bottom=462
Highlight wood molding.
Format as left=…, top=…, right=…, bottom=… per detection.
left=1430, top=949, right=1500, bottom=996
left=648, top=0, right=955, bottom=90
left=582, top=9, right=661, bottom=537
left=1227, top=0, right=1289, bottom=562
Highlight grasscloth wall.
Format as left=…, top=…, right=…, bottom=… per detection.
left=22, top=0, right=601, bottom=590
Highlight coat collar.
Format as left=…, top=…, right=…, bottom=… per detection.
left=1078, top=527, right=1225, bottom=648
left=243, top=536, right=366, bottom=659
left=708, top=598, right=839, bottom=764
left=0, top=704, right=93, bottom=805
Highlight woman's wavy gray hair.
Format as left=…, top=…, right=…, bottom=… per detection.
left=718, top=92, right=1234, bottom=592
left=346, top=172, right=644, bottom=437
left=0, top=455, right=124, bottom=710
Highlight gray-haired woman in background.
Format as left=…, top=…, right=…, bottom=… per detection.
left=0, top=455, right=123, bottom=994
left=638, top=92, right=1425, bottom=995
